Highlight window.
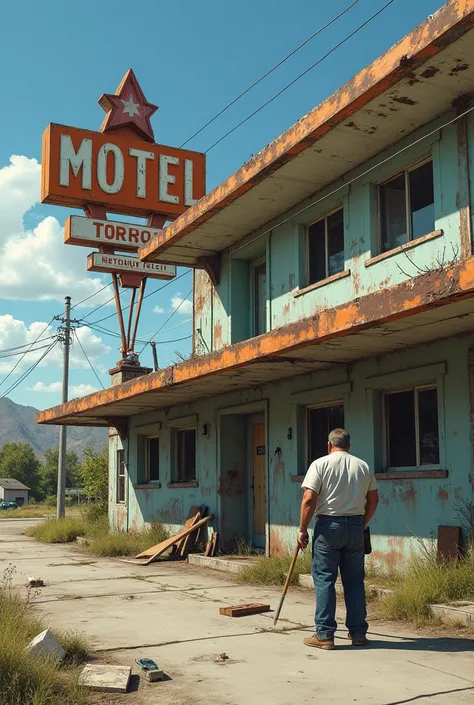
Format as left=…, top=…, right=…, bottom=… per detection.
left=384, top=386, right=439, bottom=468
left=252, top=260, right=267, bottom=336
left=307, top=403, right=345, bottom=464
left=175, top=428, right=196, bottom=482
left=145, top=437, right=160, bottom=482
left=116, top=449, right=125, bottom=503
left=308, top=208, right=344, bottom=285
left=379, top=160, right=434, bottom=253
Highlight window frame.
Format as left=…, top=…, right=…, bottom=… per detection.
left=305, top=399, right=345, bottom=467
left=377, top=157, right=434, bottom=254
left=250, top=256, right=267, bottom=337
left=144, top=435, right=160, bottom=483
left=382, top=382, right=440, bottom=471
left=173, top=426, right=197, bottom=483
left=306, top=206, right=344, bottom=285
left=116, top=449, right=126, bottom=504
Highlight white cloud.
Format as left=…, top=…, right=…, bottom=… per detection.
left=0, top=315, right=110, bottom=377
left=0, top=155, right=112, bottom=306
left=153, top=305, right=165, bottom=314
left=28, top=381, right=98, bottom=397
left=170, top=294, right=193, bottom=316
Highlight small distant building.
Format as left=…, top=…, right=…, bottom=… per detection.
left=0, top=479, right=30, bottom=506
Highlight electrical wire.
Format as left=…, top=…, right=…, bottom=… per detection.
left=0, top=318, right=56, bottom=391
left=139, top=290, right=192, bottom=354
left=0, top=342, right=58, bottom=360
left=180, top=0, right=362, bottom=148
left=1, top=339, right=59, bottom=399
left=232, top=102, right=474, bottom=256
left=71, top=282, right=113, bottom=310
left=73, top=330, right=105, bottom=390
left=0, top=336, right=57, bottom=355
left=205, top=0, right=397, bottom=153
left=86, top=269, right=192, bottom=326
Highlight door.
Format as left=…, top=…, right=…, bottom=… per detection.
left=252, top=421, right=266, bottom=548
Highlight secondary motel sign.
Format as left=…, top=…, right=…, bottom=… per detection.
left=65, top=216, right=162, bottom=252
left=88, top=253, right=176, bottom=279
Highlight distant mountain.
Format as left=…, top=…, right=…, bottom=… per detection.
left=0, top=398, right=108, bottom=459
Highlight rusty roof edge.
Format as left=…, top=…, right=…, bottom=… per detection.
left=37, top=255, right=474, bottom=426
left=138, top=0, right=474, bottom=263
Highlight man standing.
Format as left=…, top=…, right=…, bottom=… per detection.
left=298, top=428, right=379, bottom=650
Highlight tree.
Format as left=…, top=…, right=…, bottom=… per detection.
left=0, top=443, right=41, bottom=498
left=39, top=448, right=81, bottom=499
left=79, top=447, right=109, bottom=502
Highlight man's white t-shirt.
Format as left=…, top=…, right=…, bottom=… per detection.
left=302, top=451, right=377, bottom=516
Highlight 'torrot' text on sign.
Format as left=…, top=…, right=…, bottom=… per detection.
left=65, top=216, right=162, bottom=252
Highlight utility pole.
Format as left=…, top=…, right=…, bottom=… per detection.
left=57, top=296, right=71, bottom=520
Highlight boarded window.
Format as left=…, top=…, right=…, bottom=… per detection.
left=116, top=449, right=126, bottom=503
left=175, top=428, right=196, bottom=482
left=385, top=386, right=439, bottom=468
left=380, top=160, right=434, bottom=252
left=308, top=209, right=344, bottom=285
left=307, top=404, right=345, bottom=464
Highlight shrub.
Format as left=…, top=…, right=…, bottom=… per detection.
left=83, top=501, right=108, bottom=524
left=87, top=522, right=168, bottom=557
left=27, top=517, right=88, bottom=543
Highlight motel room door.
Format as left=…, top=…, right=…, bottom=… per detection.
left=251, top=420, right=266, bottom=549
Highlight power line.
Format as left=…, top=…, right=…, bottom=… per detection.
left=231, top=103, right=474, bottom=257
left=73, top=330, right=105, bottom=390
left=0, top=318, right=56, bottom=391
left=0, top=342, right=58, bottom=360
left=139, top=290, right=192, bottom=354
left=86, top=269, right=192, bottom=326
left=205, top=0, right=397, bottom=153
left=0, top=336, right=57, bottom=356
left=1, top=339, right=58, bottom=399
left=180, top=0, right=362, bottom=148
left=71, top=282, right=113, bottom=310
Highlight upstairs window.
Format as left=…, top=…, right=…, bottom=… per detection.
left=384, top=385, right=439, bottom=468
left=308, top=208, right=344, bottom=285
left=379, top=160, right=434, bottom=253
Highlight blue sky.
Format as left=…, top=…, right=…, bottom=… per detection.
left=0, top=0, right=444, bottom=410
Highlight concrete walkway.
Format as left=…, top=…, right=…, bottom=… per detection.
left=1, top=518, right=473, bottom=705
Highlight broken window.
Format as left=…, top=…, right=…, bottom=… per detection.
left=308, top=208, right=344, bottom=285
left=145, top=437, right=160, bottom=482
left=384, top=385, right=439, bottom=468
left=379, top=160, right=435, bottom=252
left=307, top=403, right=345, bottom=464
left=175, top=428, right=196, bottom=482
left=116, top=449, right=125, bottom=503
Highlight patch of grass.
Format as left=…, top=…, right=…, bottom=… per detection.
left=0, top=566, right=90, bottom=705
left=26, top=517, right=88, bottom=543
left=379, top=549, right=474, bottom=625
left=56, top=630, right=90, bottom=665
left=237, top=549, right=312, bottom=585
left=86, top=522, right=169, bottom=557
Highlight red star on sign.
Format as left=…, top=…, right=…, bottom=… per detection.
left=99, top=69, right=158, bottom=143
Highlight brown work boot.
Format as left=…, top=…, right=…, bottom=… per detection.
left=347, top=632, right=370, bottom=646
left=303, top=634, right=335, bottom=650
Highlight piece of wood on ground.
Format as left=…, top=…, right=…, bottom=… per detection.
left=177, top=505, right=205, bottom=557
left=136, top=505, right=205, bottom=560
left=219, top=603, right=271, bottom=618
left=139, top=514, right=214, bottom=565
left=79, top=664, right=131, bottom=693
left=210, top=531, right=219, bottom=557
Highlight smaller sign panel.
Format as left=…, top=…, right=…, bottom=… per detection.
left=65, top=216, right=161, bottom=253
left=256, top=446, right=266, bottom=455
left=87, top=252, right=176, bottom=280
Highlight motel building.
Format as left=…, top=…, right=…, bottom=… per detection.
left=39, top=2, right=474, bottom=568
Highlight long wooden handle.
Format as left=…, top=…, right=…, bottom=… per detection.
left=273, top=544, right=300, bottom=625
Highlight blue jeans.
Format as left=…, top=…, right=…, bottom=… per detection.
left=312, top=515, right=367, bottom=640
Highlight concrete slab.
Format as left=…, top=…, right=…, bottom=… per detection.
left=431, top=602, right=474, bottom=626
left=27, top=629, right=66, bottom=663
left=188, top=555, right=249, bottom=574
left=79, top=664, right=131, bottom=693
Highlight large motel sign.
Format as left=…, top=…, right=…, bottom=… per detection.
left=41, top=69, right=206, bottom=356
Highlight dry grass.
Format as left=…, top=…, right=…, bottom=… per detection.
left=0, top=504, right=56, bottom=519
left=28, top=515, right=169, bottom=558
left=0, top=566, right=89, bottom=705
left=237, top=549, right=312, bottom=585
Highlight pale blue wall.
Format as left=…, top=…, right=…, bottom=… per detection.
left=109, top=333, right=474, bottom=567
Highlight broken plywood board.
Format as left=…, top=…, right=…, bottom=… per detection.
left=79, top=664, right=131, bottom=693
left=219, top=603, right=271, bottom=617
left=179, top=508, right=206, bottom=558
left=135, top=506, right=205, bottom=560
left=136, top=514, right=214, bottom=565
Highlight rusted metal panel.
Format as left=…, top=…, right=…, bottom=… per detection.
left=37, top=257, right=474, bottom=426
left=139, top=1, right=474, bottom=265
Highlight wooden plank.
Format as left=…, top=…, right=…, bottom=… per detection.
left=143, top=515, right=214, bottom=565
left=219, top=603, right=271, bottom=618
left=179, top=508, right=206, bottom=558
left=209, top=532, right=218, bottom=557
left=176, top=506, right=205, bottom=556
left=135, top=506, right=204, bottom=559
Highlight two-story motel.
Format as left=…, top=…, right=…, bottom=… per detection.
left=39, top=1, right=474, bottom=567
